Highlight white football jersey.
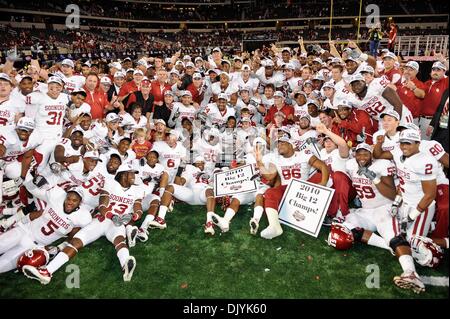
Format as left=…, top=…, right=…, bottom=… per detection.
left=320, top=148, right=349, bottom=175
left=0, top=126, right=43, bottom=162
left=352, top=77, right=396, bottom=121
left=151, top=141, right=187, bottom=181
left=28, top=186, right=91, bottom=245
left=192, top=138, right=222, bottom=174
left=78, top=164, right=110, bottom=209
left=266, top=150, right=314, bottom=186
left=293, top=102, right=308, bottom=118
left=9, top=90, right=27, bottom=113
left=372, top=130, right=399, bottom=152
left=105, top=149, right=136, bottom=165
left=62, top=74, right=86, bottom=94
left=119, top=113, right=147, bottom=137
left=181, top=164, right=210, bottom=189
left=67, top=102, right=91, bottom=120
left=169, top=102, right=197, bottom=128
left=419, top=140, right=449, bottom=186
left=204, top=103, right=236, bottom=127
left=0, top=99, right=21, bottom=127
left=346, top=158, right=395, bottom=208
left=290, top=128, right=318, bottom=151
left=102, top=179, right=144, bottom=216
left=211, top=81, right=239, bottom=97
left=255, top=67, right=284, bottom=93
left=392, top=148, right=438, bottom=205
left=233, top=76, right=259, bottom=95
left=29, top=92, right=70, bottom=140
left=48, top=137, right=82, bottom=165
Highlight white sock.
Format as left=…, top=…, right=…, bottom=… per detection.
left=47, top=252, right=69, bottom=274
left=398, top=255, right=416, bottom=273
left=224, top=208, right=235, bottom=223
left=117, top=247, right=129, bottom=268
left=206, top=212, right=214, bottom=223
left=141, top=214, right=155, bottom=229
left=265, top=208, right=281, bottom=228
left=158, top=206, right=168, bottom=220
left=367, top=234, right=391, bottom=251
left=253, top=206, right=264, bottom=221
left=445, top=238, right=449, bottom=249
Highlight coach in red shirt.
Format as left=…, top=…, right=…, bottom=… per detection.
left=264, top=91, right=294, bottom=126
left=186, top=72, right=205, bottom=106
left=84, top=73, right=109, bottom=119
left=420, top=61, right=449, bottom=139
left=397, top=61, right=426, bottom=120
left=150, top=69, right=171, bottom=108
left=119, top=70, right=144, bottom=104
left=380, top=52, right=402, bottom=85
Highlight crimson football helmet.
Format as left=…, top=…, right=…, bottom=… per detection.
left=410, top=236, right=444, bottom=268
left=327, top=223, right=354, bottom=250
left=17, top=248, right=49, bottom=271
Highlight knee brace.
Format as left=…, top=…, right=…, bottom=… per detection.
left=389, top=235, right=409, bottom=251
left=351, top=227, right=364, bottom=242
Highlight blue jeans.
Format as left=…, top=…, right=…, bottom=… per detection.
left=369, top=40, right=380, bottom=57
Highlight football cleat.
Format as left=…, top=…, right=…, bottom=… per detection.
left=210, top=212, right=229, bottom=233
left=204, top=221, right=215, bottom=236
left=126, top=225, right=139, bottom=248
left=249, top=217, right=259, bottom=235
left=22, top=266, right=52, bottom=285
left=148, top=216, right=167, bottom=229
left=136, top=227, right=149, bottom=242
left=393, top=271, right=425, bottom=294
left=123, top=256, right=136, bottom=282
left=260, top=225, right=283, bottom=240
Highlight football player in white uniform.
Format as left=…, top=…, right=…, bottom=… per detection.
left=1, top=184, right=90, bottom=274
left=373, top=129, right=445, bottom=269
left=349, top=73, right=413, bottom=126
left=0, top=118, right=43, bottom=197
left=28, top=76, right=70, bottom=173
left=22, top=163, right=144, bottom=284
left=168, top=91, right=197, bottom=129
left=0, top=73, right=23, bottom=127
left=50, top=130, right=84, bottom=168
left=372, top=110, right=401, bottom=152
left=255, top=134, right=330, bottom=239
left=209, top=137, right=271, bottom=235
left=151, top=130, right=187, bottom=184
left=316, top=123, right=352, bottom=223
left=58, top=59, right=86, bottom=94
left=135, top=150, right=169, bottom=242
left=329, top=143, right=426, bottom=294
left=233, top=64, right=259, bottom=97
left=192, top=127, right=222, bottom=175
left=203, top=93, right=236, bottom=129
left=149, top=157, right=216, bottom=233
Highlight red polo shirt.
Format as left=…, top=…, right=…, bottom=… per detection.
left=119, top=80, right=139, bottom=98
left=84, top=86, right=109, bottom=120
left=264, top=104, right=295, bottom=125
left=421, top=76, right=449, bottom=117
left=331, top=109, right=375, bottom=146
left=380, top=68, right=402, bottom=85
left=186, top=83, right=203, bottom=104
left=150, top=80, right=171, bottom=105
left=397, top=77, right=427, bottom=118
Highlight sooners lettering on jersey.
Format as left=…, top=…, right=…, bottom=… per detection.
left=346, top=158, right=395, bottom=208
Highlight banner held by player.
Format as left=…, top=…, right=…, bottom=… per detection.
left=278, top=179, right=335, bottom=237
left=213, top=164, right=257, bottom=197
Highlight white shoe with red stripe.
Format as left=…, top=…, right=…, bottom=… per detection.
left=204, top=221, right=215, bottom=236
left=148, top=216, right=167, bottom=229
left=22, top=266, right=52, bottom=285
left=393, top=271, right=425, bottom=294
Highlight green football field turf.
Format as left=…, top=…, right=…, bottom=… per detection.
left=0, top=204, right=448, bottom=299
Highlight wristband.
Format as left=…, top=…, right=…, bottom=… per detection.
left=372, top=176, right=381, bottom=185
left=409, top=208, right=422, bottom=221
left=132, top=212, right=141, bottom=221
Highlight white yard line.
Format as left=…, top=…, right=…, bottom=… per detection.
left=420, top=276, right=449, bottom=287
